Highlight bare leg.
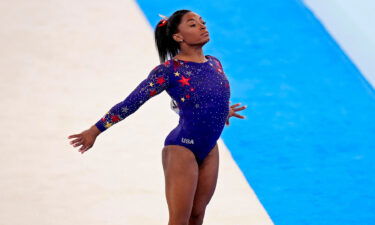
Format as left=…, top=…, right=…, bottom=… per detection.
left=189, top=143, right=219, bottom=225
left=162, top=145, right=199, bottom=225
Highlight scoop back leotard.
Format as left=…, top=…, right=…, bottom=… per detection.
left=95, top=55, right=231, bottom=165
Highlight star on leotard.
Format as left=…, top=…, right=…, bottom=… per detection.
left=150, top=89, right=157, bottom=96
left=186, top=71, right=192, bottom=76
left=178, top=75, right=191, bottom=86
left=121, top=106, right=129, bottom=113
left=181, top=97, right=185, bottom=102
left=156, top=76, right=166, bottom=85
left=104, top=122, right=112, bottom=128
left=149, top=82, right=154, bottom=87
left=111, top=115, right=120, bottom=122
left=174, top=72, right=180, bottom=77
left=173, top=60, right=183, bottom=70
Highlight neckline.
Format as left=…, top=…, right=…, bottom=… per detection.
left=172, top=55, right=210, bottom=64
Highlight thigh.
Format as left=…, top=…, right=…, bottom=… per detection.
left=162, top=145, right=199, bottom=222
left=191, top=143, right=219, bottom=214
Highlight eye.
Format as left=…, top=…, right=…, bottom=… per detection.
left=190, top=21, right=206, bottom=27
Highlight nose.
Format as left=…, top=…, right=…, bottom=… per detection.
left=200, top=23, right=206, bottom=30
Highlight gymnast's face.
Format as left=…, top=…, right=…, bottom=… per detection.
left=173, top=12, right=209, bottom=46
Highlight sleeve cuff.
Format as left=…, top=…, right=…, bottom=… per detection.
left=95, top=121, right=107, bottom=132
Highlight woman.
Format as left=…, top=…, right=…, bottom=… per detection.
left=68, top=9, right=246, bottom=225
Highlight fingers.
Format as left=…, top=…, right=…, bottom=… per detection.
left=69, top=134, right=83, bottom=146
left=71, top=139, right=83, bottom=148
left=79, top=145, right=91, bottom=154
left=233, top=113, right=245, bottom=119
left=68, top=134, right=81, bottom=139
left=228, top=103, right=247, bottom=120
left=68, top=135, right=86, bottom=151
left=68, top=132, right=92, bottom=154
left=70, top=137, right=82, bottom=145
left=230, top=103, right=247, bottom=111
left=230, top=103, right=241, bottom=108
left=233, top=105, right=247, bottom=112
left=79, top=145, right=86, bottom=153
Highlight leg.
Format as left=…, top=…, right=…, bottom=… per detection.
left=189, top=143, right=219, bottom=225
left=162, top=145, right=199, bottom=225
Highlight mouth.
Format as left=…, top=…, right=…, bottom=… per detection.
left=202, top=31, right=209, bottom=36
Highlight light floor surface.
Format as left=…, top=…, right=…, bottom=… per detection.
left=0, top=0, right=273, bottom=224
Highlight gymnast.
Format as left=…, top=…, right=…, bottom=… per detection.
left=68, top=9, right=246, bottom=225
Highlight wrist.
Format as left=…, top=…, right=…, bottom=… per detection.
left=89, top=125, right=101, bottom=137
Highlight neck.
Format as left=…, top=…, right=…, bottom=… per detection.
left=175, top=45, right=206, bottom=62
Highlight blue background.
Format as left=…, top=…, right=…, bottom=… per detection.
left=137, top=0, right=375, bottom=224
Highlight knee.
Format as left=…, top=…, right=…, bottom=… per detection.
left=168, top=215, right=191, bottom=225
left=189, top=208, right=206, bottom=224
left=168, top=221, right=188, bottom=225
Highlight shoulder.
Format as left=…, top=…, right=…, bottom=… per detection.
left=207, top=55, right=221, bottom=62
left=207, top=55, right=223, bottom=67
left=150, top=60, right=173, bottom=74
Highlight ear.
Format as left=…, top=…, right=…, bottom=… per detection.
left=172, top=33, right=183, bottom=43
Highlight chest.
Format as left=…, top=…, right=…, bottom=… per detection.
left=167, top=63, right=230, bottom=103
left=173, top=63, right=228, bottom=88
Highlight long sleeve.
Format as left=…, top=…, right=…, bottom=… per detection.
left=94, top=63, right=170, bottom=132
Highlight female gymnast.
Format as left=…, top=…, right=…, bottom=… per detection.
left=68, top=9, right=246, bottom=225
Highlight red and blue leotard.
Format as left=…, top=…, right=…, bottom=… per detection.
left=95, top=55, right=231, bottom=165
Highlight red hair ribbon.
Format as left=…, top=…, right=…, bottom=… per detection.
left=157, top=14, right=168, bottom=27
left=158, top=19, right=167, bottom=27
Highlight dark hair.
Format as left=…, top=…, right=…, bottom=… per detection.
left=154, top=9, right=191, bottom=63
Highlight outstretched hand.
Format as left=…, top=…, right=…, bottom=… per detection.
left=225, top=102, right=247, bottom=126
left=68, top=125, right=101, bottom=154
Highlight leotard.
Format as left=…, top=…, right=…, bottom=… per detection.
left=95, top=55, right=231, bottom=165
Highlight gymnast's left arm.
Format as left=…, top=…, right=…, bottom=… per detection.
left=212, top=57, right=247, bottom=126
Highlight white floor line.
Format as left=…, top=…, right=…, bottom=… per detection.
left=303, top=0, right=375, bottom=89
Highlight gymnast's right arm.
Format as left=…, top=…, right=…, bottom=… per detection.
left=68, top=63, right=170, bottom=153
